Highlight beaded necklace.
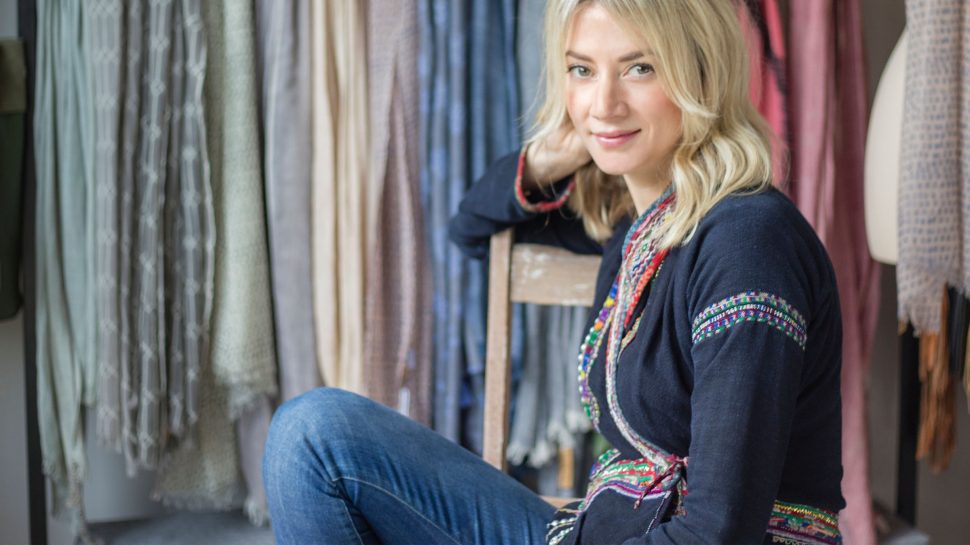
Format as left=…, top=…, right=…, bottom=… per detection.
left=577, top=187, right=675, bottom=430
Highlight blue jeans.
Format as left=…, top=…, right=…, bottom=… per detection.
left=263, top=388, right=556, bottom=544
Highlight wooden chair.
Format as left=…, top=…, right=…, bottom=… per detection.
left=483, top=228, right=601, bottom=508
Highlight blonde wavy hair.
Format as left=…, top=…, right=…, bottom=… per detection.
left=528, top=0, right=777, bottom=248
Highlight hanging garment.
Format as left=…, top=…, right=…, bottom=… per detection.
left=34, top=0, right=97, bottom=534
left=362, top=0, right=432, bottom=425
left=90, top=0, right=215, bottom=477
left=461, top=0, right=522, bottom=454
left=419, top=0, right=521, bottom=450
left=898, top=0, right=970, bottom=469
left=202, top=0, right=278, bottom=418
left=517, top=0, right=545, bottom=131
left=89, top=0, right=125, bottom=453
left=0, top=39, right=25, bottom=320
left=898, top=0, right=970, bottom=336
left=507, top=304, right=591, bottom=469
left=209, top=0, right=279, bottom=522
left=309, top=0, right=369, bottom=394
left=788, top=1, right=881, bottom=544
left=156, top=0, right=278, bottom=519
left=737, top=0, right=788, bottom=187
left=144, top=0, right=229, bottom=509
left=154, top=361, right=247, bottom=511
left=254, top=0, right=320, bottom=403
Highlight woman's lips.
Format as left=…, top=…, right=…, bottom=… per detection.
left=593, top=129, right=640, bottom=148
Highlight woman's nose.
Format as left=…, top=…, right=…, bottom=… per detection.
left=590, top=78, right=626, bottom=120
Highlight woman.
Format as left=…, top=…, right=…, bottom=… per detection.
left=263, top=1, right=845, bottom=543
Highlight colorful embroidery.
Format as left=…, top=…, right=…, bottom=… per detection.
left=514, top=147, right=576, bottom=213
left=576, top=188, right=672, bottom=434
left=545, top=508, right=580, bottom=545
left=576, top=288, right=613, bottom=428
left=767, top=501, right=842, bottom=544
left=546, top=447, right=841, bottom=544
left=603, top=188, right=675, bottom=463
left=691, top=291, right=808, bottom=350
left=579, top=448, right=679, bottom=510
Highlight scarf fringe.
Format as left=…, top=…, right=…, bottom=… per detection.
left=915, top=288, right=957, bottom=472
left=244, top=497, right=271, bottom=527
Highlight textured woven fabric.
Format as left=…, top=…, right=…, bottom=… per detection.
left=34, top=0, right=97, bottom=534
left=507, top=304, right=591, bottom=471
left=254, top=0, right=320, bottom=403
left=898, top=0, right=970, bottom=335
left=202, top=0, right=277, bottom=419
left=788, top=1, right=880, bottom=543
left=89, top=0, right=125, bottom=454
left=738, top=0, right=788, bottom=187
left=898, top=0, right=970, bottom=473
left=309, top=0, right=369, bottom=394
left=89, top=0, right=215, bottom=478
left=419, top=0, right=521, bottom=449
left=154, top=362, right=246, bottom=512
left=361, top=0, right=433, bottom=424
left=156, top=0, right=278, bottom=517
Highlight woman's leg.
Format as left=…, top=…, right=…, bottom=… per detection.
left=263, top=387, right=556, bottom=545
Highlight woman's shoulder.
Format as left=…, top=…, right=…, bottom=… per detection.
left=689, top=187, right=823, bottom=255
left=680, top=187, right=837, bottom=304
left=703, top=186, right=808, bottom=229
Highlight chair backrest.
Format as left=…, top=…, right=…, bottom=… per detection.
left=482, top=228, right=601, bottom=472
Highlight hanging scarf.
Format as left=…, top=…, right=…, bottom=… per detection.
left=156, top=0, right=278, bottom=517
left=788, top=1, right=881, bottom=542
left=362, top=0, right=433, bottom=424
left=419, top=0, right=521, bottom=450
left=737, top=0, right=788, bottom=187
left=254, top=0, right=320, bottom=403
left=34, top=0, right=97, bottom=537
left=898, top=0, right=970, bottom=471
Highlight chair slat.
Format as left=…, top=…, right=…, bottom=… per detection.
left=510, top=244, right=599, bottom=306
left=483, top=229, right=514, bottom=471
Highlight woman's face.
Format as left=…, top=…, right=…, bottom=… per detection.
left=564, top=3, right=683, bottom=184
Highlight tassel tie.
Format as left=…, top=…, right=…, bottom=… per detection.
left=633, top=456, right=688, bottom=510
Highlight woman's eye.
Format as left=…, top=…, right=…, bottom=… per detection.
left=629, top=63, right=655, bottom=76
left=567, top=65, right=592, bottom=78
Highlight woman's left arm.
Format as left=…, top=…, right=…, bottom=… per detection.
left=635, top=203, right=834, bottom=544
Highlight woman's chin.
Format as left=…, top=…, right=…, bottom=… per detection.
left=589, top=158, right=630, bottom=177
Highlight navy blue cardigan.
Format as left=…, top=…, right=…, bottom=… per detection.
left=449, top=152, right=845, bottom=545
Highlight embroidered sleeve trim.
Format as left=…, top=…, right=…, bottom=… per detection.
left=691, top=291, right=807, bottom=350
left=514, top=146, right=576, bottom=213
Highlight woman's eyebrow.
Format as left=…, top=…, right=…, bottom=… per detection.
left=565, top=50, right=648, bottom=63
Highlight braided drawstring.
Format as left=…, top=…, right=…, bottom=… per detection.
left=633, top=456, right=687, bottom=510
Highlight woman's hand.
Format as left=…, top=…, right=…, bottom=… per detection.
left=522, top=122, right=592, bottom=191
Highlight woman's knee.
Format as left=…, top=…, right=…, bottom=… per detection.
left=264, top=388, right=372, bottom=481
left=268, top=387, right=370, bottom=443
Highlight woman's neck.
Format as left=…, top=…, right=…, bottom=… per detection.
left=624, top=171, right=672, bottom=215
